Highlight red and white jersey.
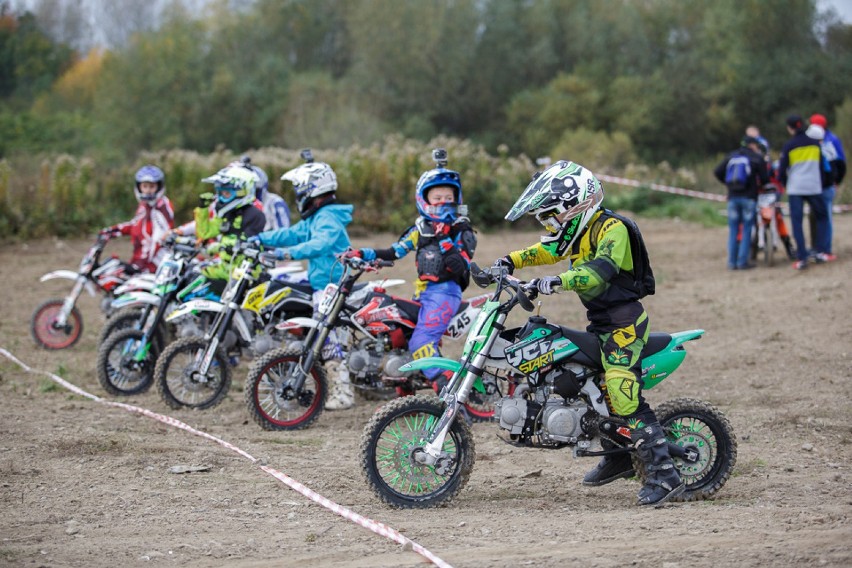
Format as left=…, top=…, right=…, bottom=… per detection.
left=112, top=196, right=175, bottom=272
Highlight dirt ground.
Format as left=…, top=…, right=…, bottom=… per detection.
left=1, top=213, right=851, bottom=568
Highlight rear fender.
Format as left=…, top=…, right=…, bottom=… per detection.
left=642, top=329, right=704, bottom=389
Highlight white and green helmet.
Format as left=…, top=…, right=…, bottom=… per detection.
left=202, top=165, right=258, bottom=218
left=506, top=160, right=604, bottom=255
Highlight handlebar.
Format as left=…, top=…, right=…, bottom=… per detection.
left=469, top=262, right=536, bottom=312
left=337, top=254, right=394, bottom=272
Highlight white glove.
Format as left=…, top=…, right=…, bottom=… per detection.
left=535, top=276, right=563, bottom=295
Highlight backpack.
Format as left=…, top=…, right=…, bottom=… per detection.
left=589, top=209, right=655, bottom=298
left=724, top=154, right=752, bottom=189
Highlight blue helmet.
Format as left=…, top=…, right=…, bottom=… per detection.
left=415, top=167, right=462, bottom=223
left=134, top=165, right=165, bottom=203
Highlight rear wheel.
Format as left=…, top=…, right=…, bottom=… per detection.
left=154, top=337, right=231, bottom=410
left=96, top=328, right=159, bottom=396
left=244, top=346, right=326, bottom=431
left=633, top=398, right=737, bottom=502
left=360, top=395, right=475, bottom=508
left=462, top=371, right=509, bottom=422
left=31, top=299, right=83, bottom=350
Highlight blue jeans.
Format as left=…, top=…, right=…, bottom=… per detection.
left=409, top=281, right=462, bottom=380
left=822, top=186, right=835, bottom=254
left=789, top=194, right=829, bottom=261
left=727, top=196, right=756, bottom=269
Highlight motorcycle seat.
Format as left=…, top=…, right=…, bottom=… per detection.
left=559, top=327, right=673, bottom=365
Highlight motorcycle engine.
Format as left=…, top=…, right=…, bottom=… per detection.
left=384, top=350, right=414, bottom=378
left=176, top=316, right=204, bottom=339
left=496, top=397, right=589, bottom=444
left=348, top=341, right=415, bottom=378
left=252, top=333, right=277, bottom=356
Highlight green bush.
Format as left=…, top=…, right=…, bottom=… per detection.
left=1, top=136, right=748, bottom=241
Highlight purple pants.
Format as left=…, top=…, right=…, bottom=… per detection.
left=409, top=281, right=462, bottom=380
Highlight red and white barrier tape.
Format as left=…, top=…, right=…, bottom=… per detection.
left=0, top=348, right=453, bottom=568
left=597, top=173, right=852, bottom=212
left=597, top=174, right=727, bottom=202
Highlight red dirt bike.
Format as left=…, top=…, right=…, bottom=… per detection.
left=750, top=183, right=794, bottom=266
left=31, top=233, right=146, bottom=349
left=244, top=255, right=499, bottom=431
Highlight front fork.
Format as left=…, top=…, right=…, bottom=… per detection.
left=413, top=333, right=498, bottom=470
left=56, top=277, right=87, bottom=328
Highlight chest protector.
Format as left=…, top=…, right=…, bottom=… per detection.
left=414, top=217, right=475, bottom=290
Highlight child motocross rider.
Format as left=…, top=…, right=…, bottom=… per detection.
left=101, top=165, right=174, bottom=273
left=494, top=160, right=684, bottom=507
left=347, top=149, right=477, bottom=397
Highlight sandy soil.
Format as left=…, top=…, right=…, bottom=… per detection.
left=1, top=214, right=851, bottom=568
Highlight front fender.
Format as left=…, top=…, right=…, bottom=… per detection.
left=275, top=316, right=319, bottom=331
left=398, top=356, right=462, bottom=373
left=40, top=271, right=96, bottom=296
left=165, top=299, right=224, bottom=321
left=111, top=291, right=162, bottom=310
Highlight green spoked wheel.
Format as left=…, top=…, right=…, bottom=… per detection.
left=360, top=395, right=475, bottom=509
left=633, top=397, right=737, bottom=502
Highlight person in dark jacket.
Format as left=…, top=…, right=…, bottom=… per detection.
left=714, top=136, right=769, bottom=270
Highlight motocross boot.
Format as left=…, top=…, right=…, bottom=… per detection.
left=582, top=438, right=635, bottom=486
left=325, top=361, right=355, bottom=411
left=631, top=422, right=685, bottom=506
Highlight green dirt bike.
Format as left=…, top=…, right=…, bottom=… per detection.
left=360, top=263, right=737, bottom=508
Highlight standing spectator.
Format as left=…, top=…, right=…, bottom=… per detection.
left=808, top=114, right=846, bottom=261
left=778, top=115, right=830, bottom=270
left=745, top=125, right=771, bottom=156
left=714, top=136, right=768, bottom=270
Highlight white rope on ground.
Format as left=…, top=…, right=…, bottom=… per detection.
left=0, top=347, right=454, bottom=568
left=597, top=173, right=852, bottom=212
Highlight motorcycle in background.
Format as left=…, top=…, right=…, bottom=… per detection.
left=95, top=236, right=202, bottom=396
left=31, top=233, right=141, bottom=349
left=244, top=255, right=497, bottom=432
left=153, top=241, right=315, bottom=410
left=359, top=263, right=737, bottom=508
left=751, top=183, right=782, bottom=266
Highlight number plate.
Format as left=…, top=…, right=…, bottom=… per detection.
left=317, top=284, right=338, bottom=315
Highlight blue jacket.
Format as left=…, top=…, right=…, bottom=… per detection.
left=255, top=203, right=353, bottom=291
left=823, top=129, right=847, bottom=185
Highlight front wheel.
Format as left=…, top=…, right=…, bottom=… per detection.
left=31, top=299, right=83, bottom=349
left=244, top=347, right=326, bottom=431
left=634, top=397, right=737, bottom=502
left=761, top=223, right=775, bottom=267
left=96, top=328, right=159, bottom=396
left=154, top=337, right=231, bottom=410
left=360, top=395, right=475, bottom=509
